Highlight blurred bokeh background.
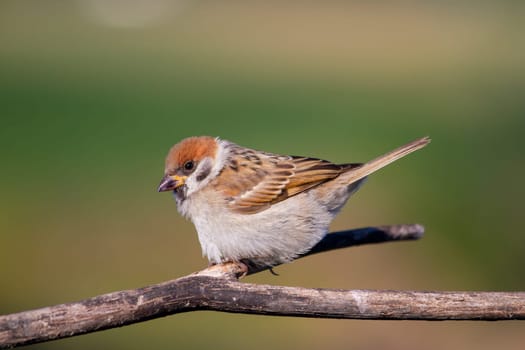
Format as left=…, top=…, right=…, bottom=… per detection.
left=1, top=1, right=524, bottom=349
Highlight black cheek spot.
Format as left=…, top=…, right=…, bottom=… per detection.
left=196, top=163, right=212, bottom=182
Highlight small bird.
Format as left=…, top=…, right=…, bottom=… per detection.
left=158, top=136, right=430, bottom=268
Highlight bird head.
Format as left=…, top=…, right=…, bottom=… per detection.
left=158, top=136, right=222, bottom=199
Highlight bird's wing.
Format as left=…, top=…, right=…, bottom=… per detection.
left=214, top=136, right=430, bottom=214
left=215, top=147, right=357, bottom=214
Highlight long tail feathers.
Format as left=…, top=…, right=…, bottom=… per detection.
left=342, top=136, right=430, bottom=184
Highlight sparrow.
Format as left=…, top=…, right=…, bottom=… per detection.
left=158, top=136, right=430, bottom=268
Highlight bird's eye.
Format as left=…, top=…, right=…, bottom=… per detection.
left=183, top=160, right=195, bottom=171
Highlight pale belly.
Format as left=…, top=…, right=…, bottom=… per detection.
left=188, top=190, right=336, bottom=266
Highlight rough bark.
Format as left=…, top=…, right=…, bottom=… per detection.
left=1, top=224, right=523, bottom=349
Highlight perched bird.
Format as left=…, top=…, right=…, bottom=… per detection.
left=158, top=136, right=429, bottom=268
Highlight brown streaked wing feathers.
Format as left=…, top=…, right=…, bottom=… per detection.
left=216, top=136, right=430, bottom=214
left=286, top=160, right=362, bottom=197
left=217, top=152, right=361, bottom=214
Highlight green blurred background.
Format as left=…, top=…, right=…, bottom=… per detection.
left=1, top=1, right=524, bottom=349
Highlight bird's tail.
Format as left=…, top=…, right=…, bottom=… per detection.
left=340, top=136, right=430, bottom=185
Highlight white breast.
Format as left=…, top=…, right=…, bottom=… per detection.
left=179, top=187, right=342, bottom=267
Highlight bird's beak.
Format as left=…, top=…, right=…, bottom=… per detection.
left=157, top=174, right=187, bottom=192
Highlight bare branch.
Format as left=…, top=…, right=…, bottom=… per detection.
left=1, top=224, right=523, bottom=349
